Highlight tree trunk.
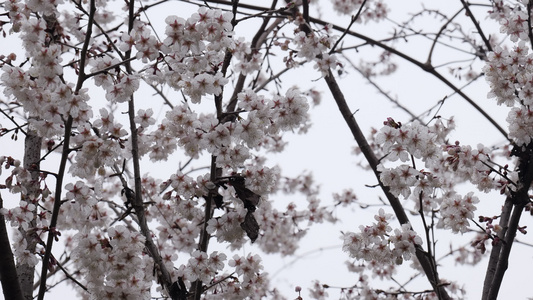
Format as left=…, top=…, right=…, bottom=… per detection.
left=17, top=129, right=41, bottom=300
left=0, top=193, right=24, bottom=300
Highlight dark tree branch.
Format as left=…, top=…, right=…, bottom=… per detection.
left=323, top=68, right=450, bottom=299
left=37, top=1, right=96, bottom=298
left=226, top=0, right=280, bottom=113
left=0, top=193, right=24, bottom=300
left=460, top=0, right=493, bottom=53
left=122, top=0, right=175, bottom=297
left=484, top=144, right=533, bottom=299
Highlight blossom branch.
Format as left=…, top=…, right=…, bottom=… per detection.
left=226, top=0, right=281, bottom=113
left=37, top=0, right=97, bottom=298
left=204, top=0, right=509, bottom=141
left=323, top=68, right=450, bottom=299
left=122, top=0, right=174, bottom=296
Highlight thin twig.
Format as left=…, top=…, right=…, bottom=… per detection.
left=0, top=108, right=27, bottom=135
left=460, top=0, right=493, bottom=53
left=426, top=8, right=464, bottom=66
left=329, top=0, right=367, bottom=54
left=341, top=54, right=421, bottom=122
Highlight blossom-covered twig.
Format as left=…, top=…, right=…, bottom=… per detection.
left=323, top=67, right=450, bottom=299
left=37, top=0, right=95, bottom=298
left=122, top=1, right=175, bottom=297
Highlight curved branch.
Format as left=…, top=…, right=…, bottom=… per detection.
left=318, top=20, right=510, bottom=142
left=329, top=0, right=367, bottom=54
left=426, top=8, right=464, bottom=65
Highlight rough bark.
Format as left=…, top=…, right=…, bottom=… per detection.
left=16, top=128, right=41, bottom=300
left=0, top=194, right=24, bottom=300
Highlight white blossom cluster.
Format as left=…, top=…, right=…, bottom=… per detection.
left=376, top=119, right=501, bottom=218
left=342, top=209, right=422, bottom=266
left=149, top=87, right=310, bottom=163
left=71, top=226, right=154, bottom=300
left=484, top=1, right=533, bottom=146
left=343, top=114, right=510, bottom=272
left=484, top=41, right=533, bottom=145
left=332, top=189, right=358, bottom=207
left=437, top=192, right=480, bottom=233
left=330, top=0, right=388, bottom=22
left=292, top=29, right=338, bottom=77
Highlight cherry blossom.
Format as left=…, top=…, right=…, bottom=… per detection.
left=342, top=208, right=422, bottom=267
left=1, top=1, right=532, bottom=299
left=331, top=0, right=388, bottom=22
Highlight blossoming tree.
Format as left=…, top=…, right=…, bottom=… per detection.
left=0, top=0, right=531, bottom=299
